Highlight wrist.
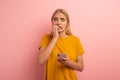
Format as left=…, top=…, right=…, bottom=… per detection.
left=66, top=59, right=72, bottom=66
left=65, top=60, right=74, bottom=70
left=53, top=36, right=59, bottom=40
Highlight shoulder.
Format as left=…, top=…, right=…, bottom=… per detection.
left=41, top=34, right=53, bottom=41
left=70, top=35, right=83, bottom=45
left=42, top=33, right=52, bottom=39
left=70, top=35, right=80, bottom=41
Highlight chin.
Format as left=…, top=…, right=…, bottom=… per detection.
left=58, top=30, right=65, bottom=33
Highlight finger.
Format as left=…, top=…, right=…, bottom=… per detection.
left=52, top=25, right=56, bottom=34
left=61, top=58, right=67, bottom=61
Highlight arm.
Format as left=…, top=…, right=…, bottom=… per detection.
left=38, top=37, right=58, bottom=64
left=38, top=25, right=59, bottom=64
left=67, top=55, right=84, bottom=72
left=58, top=55, right=84, bottom=72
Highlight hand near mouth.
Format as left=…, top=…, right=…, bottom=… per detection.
left=57, top=26, right=62, bottom=30
left=52, top=25, right=59, bottom=39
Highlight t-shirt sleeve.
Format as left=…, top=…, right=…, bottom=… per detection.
left=38, top=35, right=48, bottom=49
left=75, top=38, right=84, bottom=56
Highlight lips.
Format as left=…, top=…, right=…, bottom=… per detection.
left=58, top=26, right=62, bottom=30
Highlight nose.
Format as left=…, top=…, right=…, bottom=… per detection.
left=57, top=19, right=61, bottom=25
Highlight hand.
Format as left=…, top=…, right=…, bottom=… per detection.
left=52, top=25, right=59, bottom=39
left=57, top=55, right=74, bottom=70
left=57, top=54, right=70, bottom=65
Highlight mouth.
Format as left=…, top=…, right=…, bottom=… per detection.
left=57, top=26, right=62, bottom=30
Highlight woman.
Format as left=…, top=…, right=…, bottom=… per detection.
left=38, top=9, right=84, bottom=80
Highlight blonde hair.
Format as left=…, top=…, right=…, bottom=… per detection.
left=51, top=9, right=72, bottom=35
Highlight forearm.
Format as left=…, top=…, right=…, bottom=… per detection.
left=39, top=37, right=58, bottom=64
left=66, top=60, right=84, bottom=72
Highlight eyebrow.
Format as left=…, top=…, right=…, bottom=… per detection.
left=53, top=17, right=58, bottom=19
left=53, top=17, right=66, bottom=20
left=60, top=18, right=65, bottom=19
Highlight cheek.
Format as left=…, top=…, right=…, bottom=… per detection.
left=63, top=22, right=67, bottom=27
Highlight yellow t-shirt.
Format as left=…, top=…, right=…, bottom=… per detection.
left=39, top=34, right=84, bottom=80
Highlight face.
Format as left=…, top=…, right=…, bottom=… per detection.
left=52, top=12, right=68, bottom=33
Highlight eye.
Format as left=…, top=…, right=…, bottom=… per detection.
left=53, top=18, right=58, bottom=21
left=61, top=18, right=65, bottom=22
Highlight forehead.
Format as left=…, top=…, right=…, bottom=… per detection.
left=53, top=12, right=66, bottom=18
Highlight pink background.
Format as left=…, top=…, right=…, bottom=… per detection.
left=0, top=0, right=120, bottom=80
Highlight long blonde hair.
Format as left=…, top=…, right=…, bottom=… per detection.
left=51, top=9, right=72, bottom=35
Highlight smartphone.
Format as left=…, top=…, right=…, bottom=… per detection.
left=57, top=53, right=66, bottom=60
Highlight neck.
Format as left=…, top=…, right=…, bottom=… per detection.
left=59, top=31, right=68, bottom=38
